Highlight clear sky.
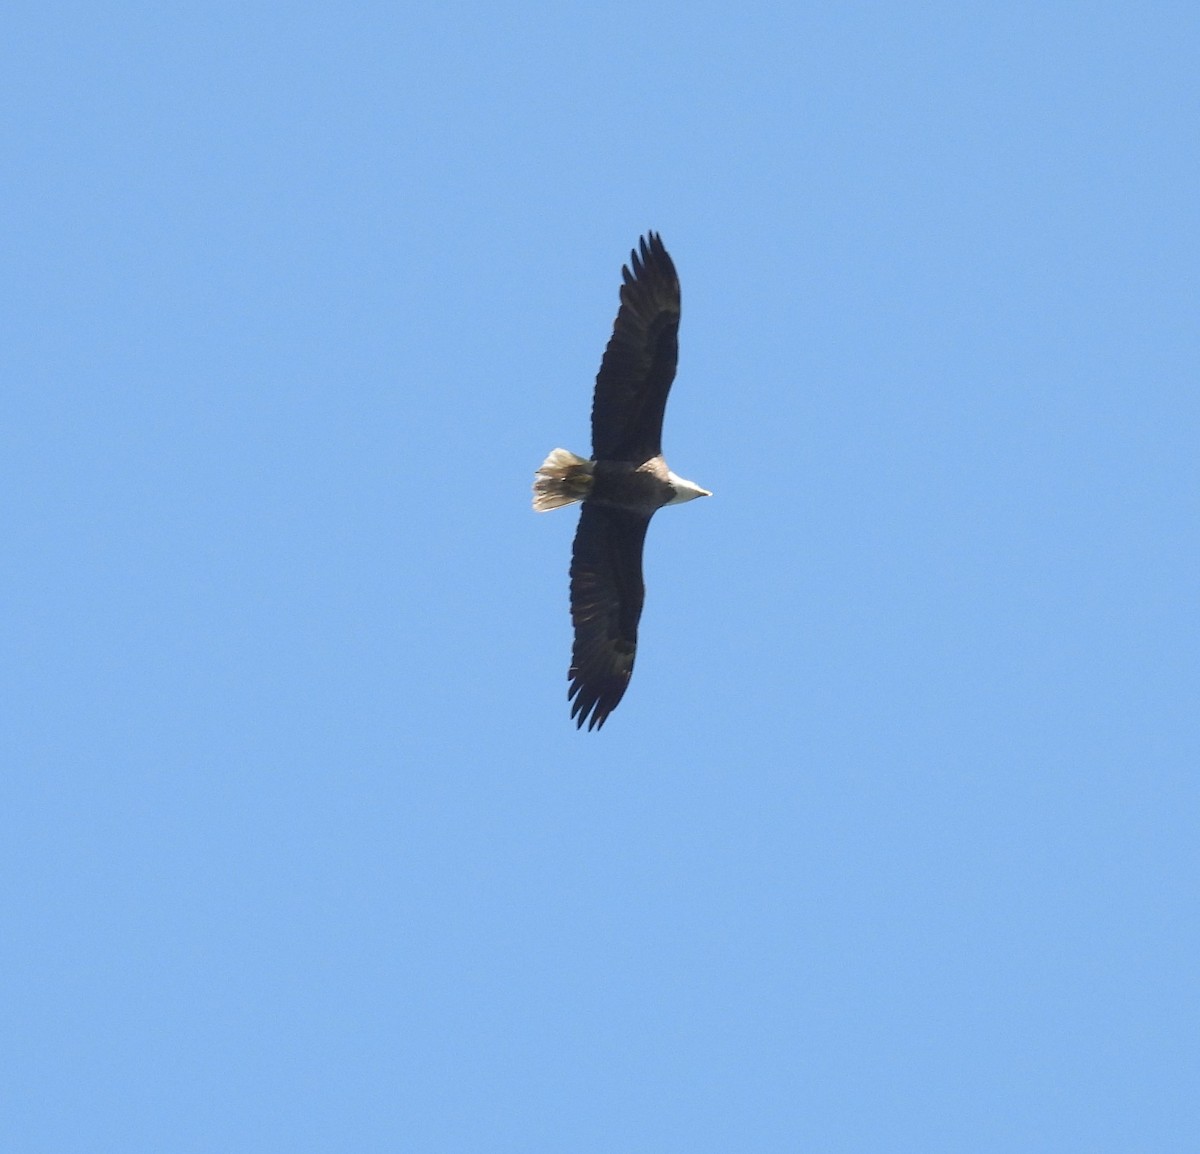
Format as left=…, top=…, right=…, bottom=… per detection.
left=4, top=3, right=1198, bottom=1150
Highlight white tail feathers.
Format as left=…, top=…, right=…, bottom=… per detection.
left=532, top=448, right=593, bottom=511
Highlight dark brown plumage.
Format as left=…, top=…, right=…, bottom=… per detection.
left=590, top=233, right=681, bottom=463
left=568, top=504, right=649, bottom=729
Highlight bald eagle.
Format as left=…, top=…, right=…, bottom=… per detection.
left=533, top=233, right=710, bottom=730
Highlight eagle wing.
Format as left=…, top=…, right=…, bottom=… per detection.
left=568, top=503, right=652, bottom=730
left=590, top=233, right=681, bottom=464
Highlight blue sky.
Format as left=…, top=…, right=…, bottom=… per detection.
left=4, top=2, right=1198, bottom=1150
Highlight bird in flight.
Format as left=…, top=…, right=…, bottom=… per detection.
left=533, top=233, right=710, bottom=730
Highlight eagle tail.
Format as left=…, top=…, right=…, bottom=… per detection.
left=532, top=449, right=593, bottom=511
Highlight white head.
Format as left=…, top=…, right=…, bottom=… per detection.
left=665, top=470, right=713, bottom=505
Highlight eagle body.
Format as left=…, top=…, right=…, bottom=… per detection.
left=590, top=458, right=683, bottom=515
left=533, top=233, right=710, bottom=730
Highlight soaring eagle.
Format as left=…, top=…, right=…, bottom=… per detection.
left=533, top=233, right=710, bottom=730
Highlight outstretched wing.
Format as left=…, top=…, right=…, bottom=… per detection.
left=568, top=503, right=652, bottom=730
left=590, top=233, right=681, bottom=464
